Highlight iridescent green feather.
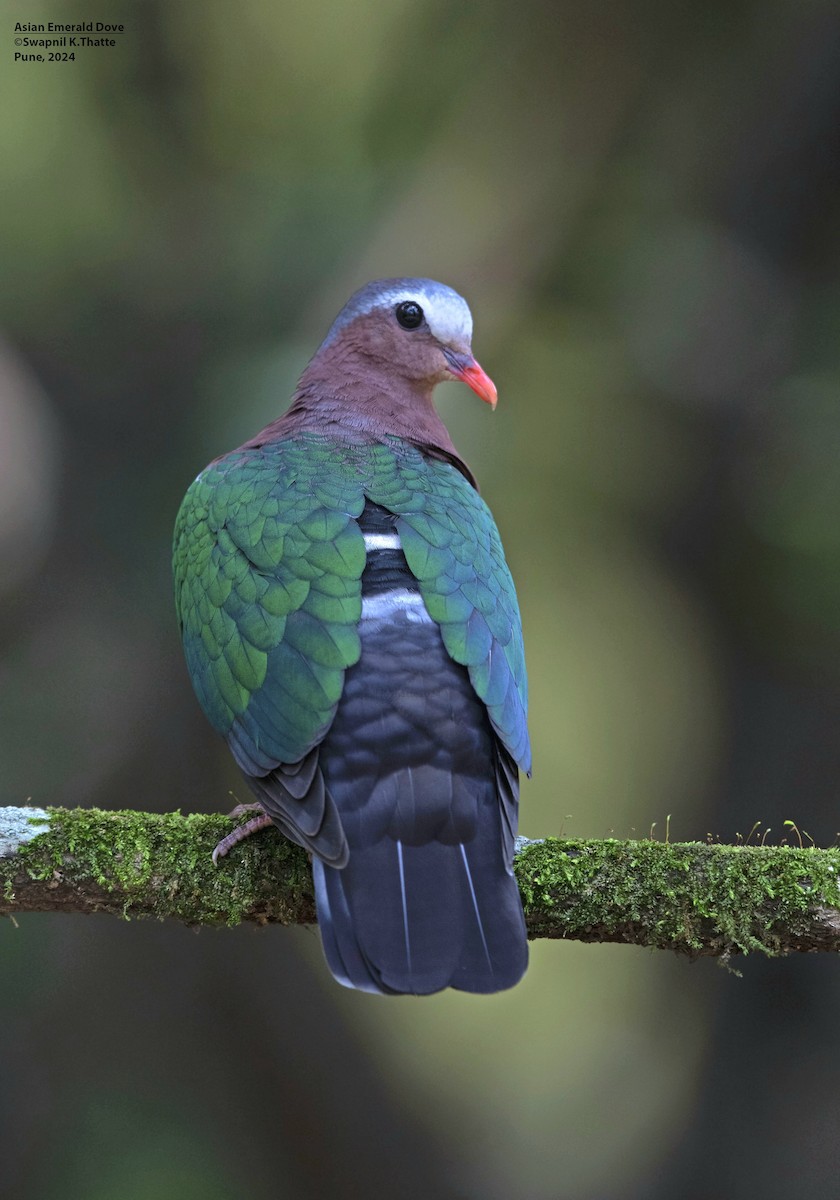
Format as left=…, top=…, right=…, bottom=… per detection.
left=174, top=439, right=366, bottom=774
left=173, top=433, right=529, bottom=778
left=371, top=442, right=530, bottom=773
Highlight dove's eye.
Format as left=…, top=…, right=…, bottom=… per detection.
left=395, top=301, right=424, bottom=330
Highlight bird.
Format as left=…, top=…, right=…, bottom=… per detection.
left=173, top=278, right=530, bottom=995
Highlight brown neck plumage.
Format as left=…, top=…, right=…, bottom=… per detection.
left=240, top=314, right=478, bottom=487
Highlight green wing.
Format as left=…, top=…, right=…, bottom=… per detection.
left=174, top=434, right=530, bottom=788
left=366, top=440, right=531, bottom=775
left=173, top=437, right=366, bottom=777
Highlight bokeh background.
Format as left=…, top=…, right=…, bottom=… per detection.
left=2, top=1, right=840, bottom=1196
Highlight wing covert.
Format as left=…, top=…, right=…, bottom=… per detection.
left=173, top=440, right=366, bottom=776
left=364, top=442, right=531, bottom=775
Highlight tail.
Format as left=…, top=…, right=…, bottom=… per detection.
left=312, top=830, right=528, bottom=996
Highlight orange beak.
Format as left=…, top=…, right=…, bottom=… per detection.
left=443, top=349, right=498, bottom=409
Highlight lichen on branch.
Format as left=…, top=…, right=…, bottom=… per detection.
left=2, top=806, right=840, bottom=958
left=0, top=806, right=315, bottom=927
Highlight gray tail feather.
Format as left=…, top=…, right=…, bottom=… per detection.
left=312, top=834, right=527, bottom=996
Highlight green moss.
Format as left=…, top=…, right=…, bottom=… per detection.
left=515, top=837, right=840, bottom=956
left=2, top=808, right=314, bottom=927
left=4, top=812, right=840, bottom=955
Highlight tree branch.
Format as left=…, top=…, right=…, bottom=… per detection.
left=2, top=806, right=839, bottom=958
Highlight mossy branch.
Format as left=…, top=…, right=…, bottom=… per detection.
left=2, top=806, right=840, bottom=958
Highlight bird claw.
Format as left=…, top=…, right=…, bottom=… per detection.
left=226, top=801, right=263, bottom=819
left=212, top=812, right=274, bottom=864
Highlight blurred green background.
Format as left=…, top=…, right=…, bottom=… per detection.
left=2, top=1, right=840, bottom=1196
